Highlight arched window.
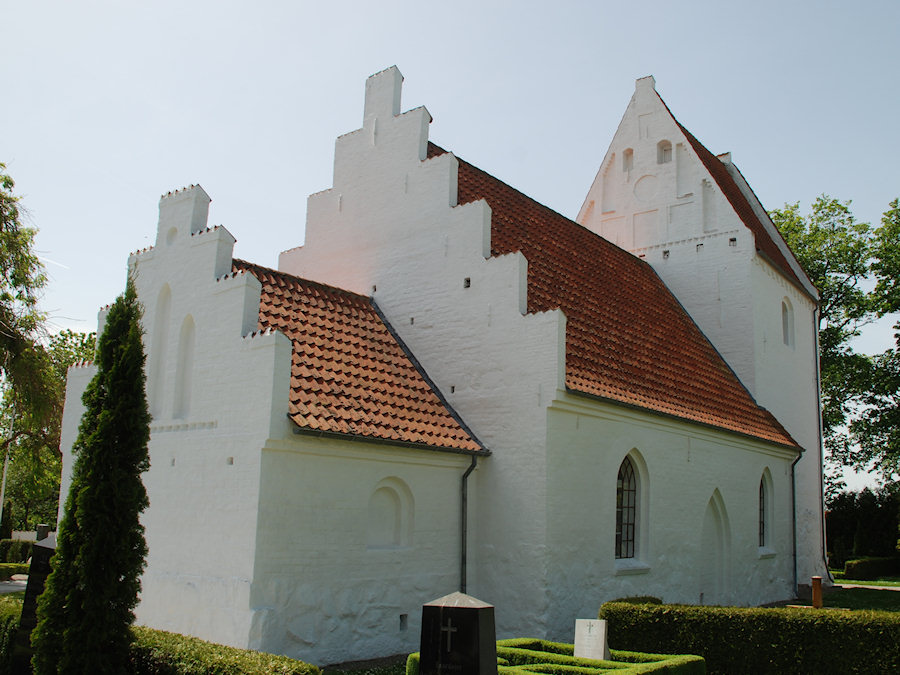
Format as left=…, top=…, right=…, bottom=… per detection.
left=758, top=478, right=766, bottom=547
left=657, top=140, right=672, bottom=164
left=781, top=298, right=794, bottom=347
left=616, top=457, right=637, bottom=559
left=759, top=468, right=774, bottom=551
left=623, top=148, right=634, bottom=173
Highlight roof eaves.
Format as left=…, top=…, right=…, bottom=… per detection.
left=289, top=420, right=491, bottom=457
left=565, top=386, right=801, bottom=453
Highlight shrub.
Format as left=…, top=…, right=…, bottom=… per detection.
left=0, top=592, right=23, bottom=674
left=0, top=563, right=29, bottom=580
left=0, top=539, right=33, bottom=564
left=844, top=556, right=900, bottom=580
left=600, top=601, right=900, bottom=674
left=608, top=597, right=662, bottom=605
left=826, top=486, right=900, bottom=568
left=128, top=626, right=322, bottom=675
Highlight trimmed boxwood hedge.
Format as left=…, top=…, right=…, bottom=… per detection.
left=844, top=556, right=900, bottom=580
left=128, top=626, right=321, bottom=675
left=406, top=638, right=704, bottom=674
left=599, top=601, right=900, bottom=674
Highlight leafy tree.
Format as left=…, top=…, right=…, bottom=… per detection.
left=0, top=330, right=95, bottom=530
left=845, top=199, right=900, bottom=479
left=0, top=163, right=54, bottom=430
left=32, top=281, right=150, bottom=675
left=770, top=196, right=876, bottom=452
left=772, top=197, right=900, bottom=481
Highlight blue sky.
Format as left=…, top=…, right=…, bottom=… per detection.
left=3, top=1, right=898, bottom=351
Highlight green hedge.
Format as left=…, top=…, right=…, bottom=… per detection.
left=128, top=626, right=321, bottom=675
left=0, top=564, right=28, bottom=581
left=0, top=594, right=22, bottom=674
left=600, top=601, right=900, bottom=674
left=406, top=638, right=704, bottom=674
left=844, top=556, right=900, bottom=580
left=0, top=540, right=31, bottom=564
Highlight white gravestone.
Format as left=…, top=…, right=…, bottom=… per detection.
left=574, top=619, right=611, bottom=661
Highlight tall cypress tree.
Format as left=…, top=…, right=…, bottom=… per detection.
left=32, top=280, right=150, bottom=674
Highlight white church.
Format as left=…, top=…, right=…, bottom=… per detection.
left=59, top=67, right=827, bottom=665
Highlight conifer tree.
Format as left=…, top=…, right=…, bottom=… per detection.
left=31, top=280, right=150, bottom=674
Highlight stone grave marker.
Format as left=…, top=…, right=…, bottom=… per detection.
left=574, top=618, right=611, bottom=661
left=419, top=591, right=497, bottom=675
left=11, top=533, right=56, bottom=674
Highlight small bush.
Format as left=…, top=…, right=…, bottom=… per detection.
left=844, top=556, right=900, bottom=580
left=0, top=592, right=23, bottom=673
left=608, top=597, right=662, bottom=605
left=600, top=601, right=900, bottom=674
left=0, top=540, right=32, bottom=564
left=0, top=563, right=29, bottom=580
left=128, top=626, right=322, bottom=674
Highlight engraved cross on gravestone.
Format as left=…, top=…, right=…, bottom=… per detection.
left=419, top=592, right=497, bottom=675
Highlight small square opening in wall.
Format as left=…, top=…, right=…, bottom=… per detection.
left=226, top=457, right=234, bottom=466
left=399, top=614, right=408, bottom=632
left=410, top=317, right=415, bottom=325
left=463, top=277, right=471, bottom=288
left=662, top=249, right=670, bottom=259
left=729, top=237, right=737, bottom=247
left=450, top=385, right=455, bottom=393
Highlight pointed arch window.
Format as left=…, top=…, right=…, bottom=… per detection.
left=759, top=478, right=767, bottom=547
left=616, top=457, right=637, bottom=559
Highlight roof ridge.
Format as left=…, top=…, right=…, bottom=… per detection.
left=232, top=258, right=372, bottom=302
left=650, top=91, right=815, bottom=300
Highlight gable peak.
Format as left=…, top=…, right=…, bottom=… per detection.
left=635, top=75, right=657, bottom=93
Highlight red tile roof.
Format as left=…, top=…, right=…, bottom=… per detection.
left=664, top=106, right=815, bottom=299
left=233, top=260, right=485, bottom=454
left=431, top=143, right=798, bottom=448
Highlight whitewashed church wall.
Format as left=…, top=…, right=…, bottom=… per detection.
left=278, top=67, right=566, bottom=641
left=56, top=364, right=97, bottom=525
left=247, top=435, right=473, bottom=665
left=66, top=186, right=295, bottom=649
left=750, top=260, right=827, bottom=581
left=543, top=395, right=797, bottom=635
left=577, top=76, right=826, bottom=588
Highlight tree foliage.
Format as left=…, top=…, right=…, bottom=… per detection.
left=771, top=196, right=900, bottom=481
left=0, top=163, right=53, bottom=426
left=32, top=281, right=150, bottom=675
left=1, top=330, right=96, bottom=530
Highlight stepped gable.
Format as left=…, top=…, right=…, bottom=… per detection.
left=234, top=259, right=485, bottom=454
left=430, top=143, right=797, bottom=448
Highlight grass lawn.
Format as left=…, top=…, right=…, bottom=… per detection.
left=830, top=570, right=900, bottom=587
left=795, top=586, right=900, bottom=612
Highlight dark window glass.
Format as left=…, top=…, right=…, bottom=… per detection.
left=616, top=458, right=637, bottom=559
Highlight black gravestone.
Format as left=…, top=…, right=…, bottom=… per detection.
left=419, top=591, right=497, bottom=675
left=10, top=533, right=56, bottom=674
